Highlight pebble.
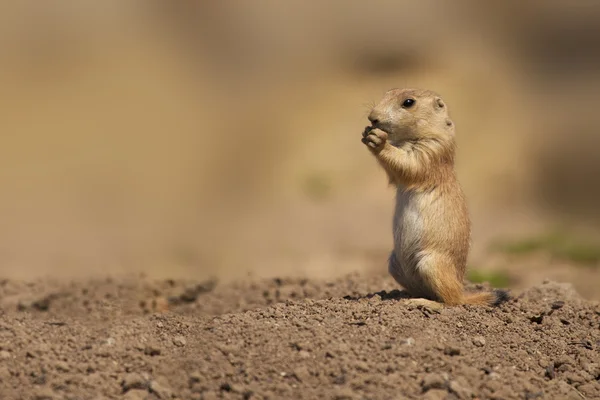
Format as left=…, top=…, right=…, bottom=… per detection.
left=0, top=366, right=11, bottom=382
left=472, top=336, right=486, bottom=347
left=121, top=373, right=148, bottom=391
left=421, top=373, right=447, bottom=391
left=333, top=387, right=358, bottom=400
left=188, top=371, right=203, bottom=386
left=557, top=381, right=586, bottom=400
left=298, top=350, right=311, bottom=359
left=172, top=336, right=186, bottom=347
left=422, top=389, right=447, bottom=400
left=149, top=379, right=173, bottom=399
left=55, top=361, right=70, bottom=372
left=32, top=388, right=56, bottom=400
left=201, top=391, right=219, bottom=400
left=144, top=344, right=161, bottom=356
left=448, top=379, right=473, bottom=399
left=0, top=351, right=11, bottom=360
left=354, top=361, right=370, bottom=372
left=122, top=389, right=148, bottom=400
left=293, top=366, right=311, bottom=382
left=577, top=383, right=598, bottom=398
left=488, top=372, right=501, bottom=380
left=443, top=346, right=461, bottom=356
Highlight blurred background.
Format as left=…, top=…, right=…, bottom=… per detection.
left=1, top=0, right=599, bottom=298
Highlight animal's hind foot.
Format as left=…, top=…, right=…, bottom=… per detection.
left=403, top=298, right=443, bottom=314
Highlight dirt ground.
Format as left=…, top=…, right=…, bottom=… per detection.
left=1, top=271, right=599, bottom=400
left=2, top=2, right=600, bottom=400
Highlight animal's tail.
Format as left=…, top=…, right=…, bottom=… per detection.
left=462, top=289, right=511, bottom=307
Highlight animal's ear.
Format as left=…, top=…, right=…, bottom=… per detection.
left=435, top=97, right=445, bottom=109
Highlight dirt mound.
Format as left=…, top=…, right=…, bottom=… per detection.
left=0, top=273, right=599, bottom=400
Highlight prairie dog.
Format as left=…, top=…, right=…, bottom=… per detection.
left=362, top=88, right=509, bottom=308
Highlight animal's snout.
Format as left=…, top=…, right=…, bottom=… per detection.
left=368, top=113, right=380, bottom=126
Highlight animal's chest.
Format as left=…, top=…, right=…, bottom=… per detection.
left=393, top=188, right=424, bottom=257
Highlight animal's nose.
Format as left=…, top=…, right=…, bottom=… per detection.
left=368, top=114, right=380, bottom=126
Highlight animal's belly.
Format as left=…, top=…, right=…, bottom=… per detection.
left=392, top=191, right=423, bottom=269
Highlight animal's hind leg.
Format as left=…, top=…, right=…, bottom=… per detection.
left=389, top=252, right=446, bottom=313
left=388, top=252, right=422, bottom=296
left=387, top=252, right=407, bottom=288
left=417, top=252, right=464, bottom=306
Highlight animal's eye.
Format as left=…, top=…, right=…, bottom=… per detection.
left=402, top=98, right=415, bottom=108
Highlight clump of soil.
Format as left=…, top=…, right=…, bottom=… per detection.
left=0, top=273, right=599, bottom=399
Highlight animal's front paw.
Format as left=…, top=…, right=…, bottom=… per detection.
left=361, top=127, right=388, bottom=152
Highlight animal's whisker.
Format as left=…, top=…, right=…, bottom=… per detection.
left=361, top=101, right=376, bottom=118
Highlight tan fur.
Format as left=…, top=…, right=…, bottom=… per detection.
left=362, top=88, right=507, bottom=308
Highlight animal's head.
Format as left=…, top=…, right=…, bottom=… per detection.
left=368, top=88, right=454, bottom=144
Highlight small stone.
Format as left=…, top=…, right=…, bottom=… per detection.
left=577, top=383, right=598, bottom=398
left=421, top=373, right=447, bottom=391
left=551, top=301, right=565, bottom=310
left=144, top=344, right=161, bottom=356
left=443, top=346, right=461, bottom=356
left=153, top=297, right=170, bottom=312
left=188, top=371, right=202, bottom=386
left=32, top=387, right=56, bottom=400
left=472, top=336, right=486, bottom=347
left=545, top=364, right=556, bottom=380
left=149, top=380, right=173, bottom=399
left=172, top=336, right=186, bottom=347
left=121, top=373, right=148, bottom=391
left=229, top=383, right=245, bottom=394
left=123, top=389, right=148, bottom=400
left=423, top=389, right=447, bottom=400
left=557, top=381, right=585, bottom=400
left=220, top=382, right=233, bottom=392
left=201, top=391, right=219, bottom=400
left=298, top=350, right=311, bottom=359
left=402, top=337, right=415, bottom=346
left=33, top=296, right=54, bottom=311
left=0, top=365, right=11, bottom=382
left=293, top=366, right=311, bottom=382
left=525, top=391, right=544, bottom=400
left=563, top=371, right=586, bottom=385
left=333, top=387, right=357, bottom=400
left=582, top=362, right=599, bottom=376
left=55, top=361, right=70, bottom=372
left=0, top=351, right=11, bottom=360
left=354, top=361, right=370, bottom=372
left=488, top=372, right=501, bottom=380
left=449, top=379, right=473, bottom=399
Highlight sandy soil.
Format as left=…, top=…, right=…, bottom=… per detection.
left=1, top=272, right=598, bottom=400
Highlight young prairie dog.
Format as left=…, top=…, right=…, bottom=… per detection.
left=362, top=88, right=509, bottom=309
